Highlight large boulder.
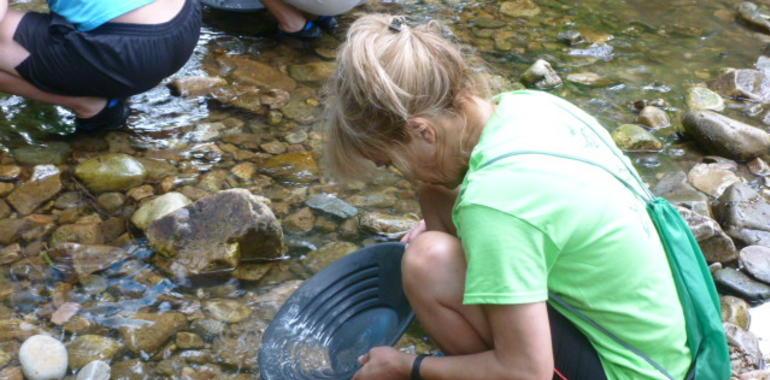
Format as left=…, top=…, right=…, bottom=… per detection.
left=677, top=206, right=737, bottom=263
left=715, top=183, right=770, bottom=248
left=682, top=111, right=770, bottom=161
left=74, top=154, right=147, bottom=193
left=146, top=189, right=284, bottom=277
left=6, top=165, right=62, bottom=215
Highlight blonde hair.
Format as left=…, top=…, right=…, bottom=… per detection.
left=324, top=14, right=489, bottom=181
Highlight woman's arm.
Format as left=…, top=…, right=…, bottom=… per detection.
left=354, top=302, right=554, bottom=380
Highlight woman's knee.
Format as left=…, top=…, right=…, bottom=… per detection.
left=402, top=231, right=463, bottom=288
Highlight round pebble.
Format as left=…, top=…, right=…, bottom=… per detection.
left=76, top=360, right=110, bottom=380
left=19, top=335, right=68, bottom=380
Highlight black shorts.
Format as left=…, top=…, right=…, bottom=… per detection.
left=549, top=306, right=608, bottom=380
left=12, top=0, right=202, bottom=99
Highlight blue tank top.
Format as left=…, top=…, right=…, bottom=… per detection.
left=48, top=0, right=156, bottom=31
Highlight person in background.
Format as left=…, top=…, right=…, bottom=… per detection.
left=325, top=14, right=693, bottom=380
left=0, top=0, right=201, bottom=132
left=262, top=0, right=367, bottom=39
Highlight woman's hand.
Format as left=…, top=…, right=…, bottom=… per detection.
left=401, top=219, right=427, bottom=244
left=352, top=346, right=413, bottom=380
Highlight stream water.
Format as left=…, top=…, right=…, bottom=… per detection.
left=1, top=0, right=769, bottom=378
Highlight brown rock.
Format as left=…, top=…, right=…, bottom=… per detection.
left=722, top=296, right=751, bottom=330
left=260, top=152, right=319, bottom=183
left=6, top=165, right=62, bottom=215
left=54, top=243, right=130, bottom=279
left=176, top=332, right=205, bottom=350
left=637, top=106, right=671, bottom=129
left=288, top=61, right=336, bottom=83
left=677, top=206, right=737, bottom=263
left=285, top=207, right=315, bottom=233
left=67, top=334, right=122, bottom=369
left=119, top=312, right=187, bottom=354
left=127, top=185, right=154, bottom=201
left=0, top=165, right=21, bottom=181
left=168, top=76, right=227, bottom=97
left=222, top=55, right=297, bottom=92
left=51, top=302, right=80, bottom=326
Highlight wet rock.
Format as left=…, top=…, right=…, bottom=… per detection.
left=0, top=244, right=20, bottom=265
left=687, top=162, right=742, bottom=198
left=288, top=62, right=336, bottom=83
left=740, top=246, right=770, bottom=284
left=716, top=183, right=770, bottom=248
left=119, top=312, right=186, bottom=354
left=222, top=55, right=296, bottom=91
left=738, top=2, right=770, bottom=34
left=136, top=158, right=177, bottom=181
left=305, top=194, right=358, bottom=219
left=7, top=165, right=62, bottom=215
left=127, top=185, right=154, bottom=202
left=131, top=192, right=192, bottom=231
left=13, top=142, right=71, bottom=166
left=725, top=322, right=763, bottom=368
left=521, top=59, right=562, bottom=89
left=204, top=299, right=252, bottom=323
left=359, top=212, right=419, bottom=236
left=75, top=360, right=110, bottom=380
left=176, top=332, right=205, bottom=350
left=0, top=182, right=13, bottom=197
left=260, top=88, right=291, bottom=110
left=0, top=200, right=10, bottom=219
left=722, top=295, right=751, bottom=330
left=51, top=219, right=126, bottom=247
left=568, top=43, right=614, bottom=62
left=0, top=367, right=22, bottom=380
left=96, top=193, right=125, bottom=213
left=261, top=141, right=288, bottom=155
left=499, top=0, right=540, bottom=17
left=0, top=165, right=20, bottom=181
left=714, top=267, right=770, bottom=303
left=610, top=124, right=663, bottom=152
left=233, top=262, right=272, bottom=282
left=230, top=163, right=257, bottom=181
left=285, top=207, right=315, bottom=233
left=710, top=69, right=770, bottom=103
left=565, top=72, right=610, bottom=87
left=197, top=170, right=229, bottom=193
left=637, top=106, right=670, bottom=129
left=147, top=189, right=284, bottom=276
left=169, top=76, right=226, bottom=97
left=55, top=243, right=130, bottom=280
left=110, top=359, right=149, bottom=380
left=75, top=154, right=147, bottom=193
left=285, top=130, right=308, bottom=145
left=0, top=215, right=55, bottom=245
left=190, top=319, right=225, bottom=342
left=261, top=152, right=319, bottom=183
left=677, top=206, right=737, bottom=263
left=749, top=158, right=770, bottom=176
left=281, top=95, right=321, bottom=125
left=19, top=335, right=68, bottom=380
left=682, top=111, right=770, bottom=161
left=67, top=335, right=122, bottom=369
left=739, top=370, right=770, bottom=380
left=557, top=30, right=584, bottom=45
left=687, top=87, right=725, bottom=112
left=305, top=242, right=358, bottom=273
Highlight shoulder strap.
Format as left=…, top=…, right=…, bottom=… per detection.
left=549, top=292, right=675, bottom=380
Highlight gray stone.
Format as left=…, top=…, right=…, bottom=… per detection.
left=713, top=268, right=770, bottom=303
left=75, top=360, right=110, bottom=380
left=687, top=163, right=742, bottom=198
left=96, top=193, right=125, bottom=213
left=6, top=165, right=62, bottom=215
left=130, top=192, right=192, bottom=231
left=190, top=319, right=226, bottom=342
left=67, top=335, right=121, bottom=369
left=306, top=194, right=358, bottom=219
left=653, top=172, right=711, bottom=216
left=725, top=322, right=763, bottom=368
left=710, top=68, right=770, bottom=103
left=738, top=2, right=770, bottom=34
left=359, top=212, right=419, bottom=236
left=740, top=246, right=770, bottom=284
left=521, top=59, right=562, bottom=89
left=13, top=142, right=71, bottom=166
left=611, top=124, right=663, bottom=152
left=637, top=106, right=670, bottom=129
left=75, top=154, right=147, bottom=193
left=687, top=87, right=725, bottom=112
left=721, top=295, right=751, bottom=330
left=147, top=189, right=284, bottom=277
left=305, top=242, right=358, bottom=273
left=682, top=111, right=770, bottom=161
left=204, top=299, right=253, bottom=323
left=677, top=206, right=737, bottom=263
left=19, top=335, right=68, bottom=380
left=716, top=183, right=770, bottom=248
left=748, top=158, right=770, bottom=176
left=568, top=43, right=614, bottom=62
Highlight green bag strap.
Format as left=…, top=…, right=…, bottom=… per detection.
left=549, top=292, right=676, bottom=380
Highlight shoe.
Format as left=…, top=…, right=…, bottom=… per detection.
left=75, top=98, right=130, bottom=133
left=316, top=16, right=338, bottom=31
left=277, top=20, right=322, bottom=40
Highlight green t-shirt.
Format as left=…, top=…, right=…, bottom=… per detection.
left=453, top=90, right=691, bottom=380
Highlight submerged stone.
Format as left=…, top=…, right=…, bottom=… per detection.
left=168, top=76, right=226, bottom=97
left=67, top=335, right=122, bottom=369
left=119, top=312, right=186, bottom=354
left=499, top=0, right=540, bottom=17
left=686, top=87, right=725, bottom=111
left=288, top=62, right=336, bottom=83
left=261, top=152, right=319, bottom=184
left=611, top=124, right=662, bottom=152
left=204, top=299, right=253, bottom=323
left=54, top=243, right=130, bottom=280
left=131, top=192, right=192, bottom=231
left=305, top=194, right=358, bottom=219
left=19, top=335, right=68, bottom=380
left=221, top=55, right=297, bottom=92
left=305, top=242, right=358, bottom=273
left=75, top=154, right=147, bottom=193
left=13, top=142, right=71, bottom=166
left=6, top=165, right=62, bottom=215
left=75, top=360, right=110, bottom=380
left=682, top=111, right=770, bottom=162
left=359, top=212, right=419, bottom=236
left=146, top=189, right=284, bottom=277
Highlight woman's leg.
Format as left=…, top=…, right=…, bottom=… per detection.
left=261, top=0, right=307, bottom=33
left=0, top=10, right=105, bottom=118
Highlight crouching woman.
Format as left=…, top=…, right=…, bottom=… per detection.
left=325, top=14, right=693, bottom=380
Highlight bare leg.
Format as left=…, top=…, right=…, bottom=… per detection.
left=0, top=9, right=106, bottom=118
left=402, top=231, right=493, bottom=355
left=261, top=0, right=307, bottom=33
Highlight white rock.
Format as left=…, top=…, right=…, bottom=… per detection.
left=750, top=303, right=770, bottom=362
left=76, top=360, right=110, bottom=380
left=19, top=335, right=68, bottom=380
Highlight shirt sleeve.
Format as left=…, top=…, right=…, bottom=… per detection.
left=454, top=204, right=552, bottom=305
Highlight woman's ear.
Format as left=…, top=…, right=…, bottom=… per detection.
left=405, top=117, right=437, bottom=144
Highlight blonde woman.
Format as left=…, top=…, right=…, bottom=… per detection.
left=326, top=15, right=693, bottom=380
